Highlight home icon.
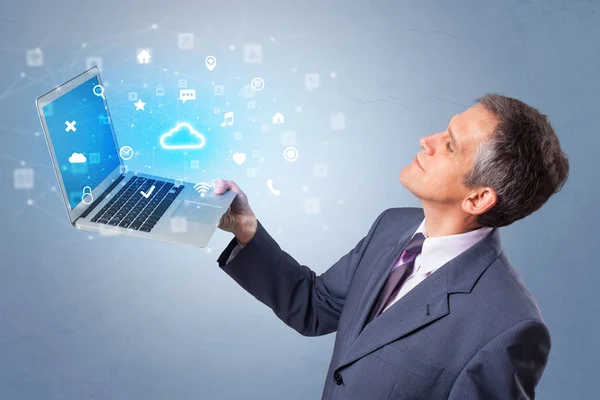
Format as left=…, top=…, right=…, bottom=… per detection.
left=272, top=112, right=285, bottom=124
left=136, top=49, right=152, bottom=64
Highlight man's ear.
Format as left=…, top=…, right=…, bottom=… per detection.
left=463, top=187, right=497, bottom=216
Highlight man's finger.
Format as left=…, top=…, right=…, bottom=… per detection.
left=224, top=180, right=246, bottom=199
left=213, top=179, right=228, bottom=194
left=213, top=179, right=246, bottom=200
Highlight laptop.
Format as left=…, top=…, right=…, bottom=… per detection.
left=35, top=67, right=236, bottom=248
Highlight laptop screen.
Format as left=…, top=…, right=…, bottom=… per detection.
left=41, top=75, right=120, bottom=209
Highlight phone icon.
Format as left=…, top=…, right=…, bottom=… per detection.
left=266, top=179, right=281, bottom=196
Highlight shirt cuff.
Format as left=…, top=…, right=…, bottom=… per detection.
left=226, top=240, right=245, bottom=264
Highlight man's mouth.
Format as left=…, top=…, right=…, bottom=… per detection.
left=413, top=156, right=424, bottom=171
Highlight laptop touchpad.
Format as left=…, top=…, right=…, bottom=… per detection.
left=167, top=189, right=235, bottom=238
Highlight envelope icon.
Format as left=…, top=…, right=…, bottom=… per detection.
left=119, top=146, right=134, bottom=160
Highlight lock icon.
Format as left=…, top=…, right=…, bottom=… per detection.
left=82, top=186, right=94, bottom=205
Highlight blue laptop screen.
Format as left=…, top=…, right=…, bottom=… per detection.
left=42, top=76, right=120, bottom=209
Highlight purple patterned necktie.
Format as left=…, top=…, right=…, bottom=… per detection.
left=366, top=232, right=426, bottom=324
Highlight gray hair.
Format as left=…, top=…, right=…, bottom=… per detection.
left=462, top=93, right=570, bottom=228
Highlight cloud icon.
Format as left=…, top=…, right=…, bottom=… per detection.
left=160, top=122, right=206, bottom=150
left=69, top=152, right=87, bottom=164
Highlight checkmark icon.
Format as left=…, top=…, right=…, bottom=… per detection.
left=140, top=185, right=155, bottom=198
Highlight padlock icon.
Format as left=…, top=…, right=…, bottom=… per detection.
left=82, top=186, right=94, bottom=205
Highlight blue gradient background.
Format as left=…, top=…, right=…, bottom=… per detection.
left=0, top=0, right=598, bottom=398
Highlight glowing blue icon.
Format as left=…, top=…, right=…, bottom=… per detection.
left=65, top=120, right=77, bottom=132
left=179, top=89, right=196, bottom=103
left=160, top=122, right=206, bottom=150
left=69, top=152, right=87, bottom=164
left=82, top=186, right=94, bottom=205
left=251, top=77, right=265, bottom=91
left=93, top=84, right=105, bottom=100
left=283, top=146, right=298, bottom=162
left=193, top=182, right=212, bottom=197
left=205, top=56, right=216, bottom=71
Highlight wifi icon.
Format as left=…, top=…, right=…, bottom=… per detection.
left=193, top=182, right=212, bottom=197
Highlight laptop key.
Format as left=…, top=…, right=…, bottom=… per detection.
left=150, top=209, right=168, bottom=220
left=139, top=225, right=153, bottom=233
left=129, top=221, right=143, bottom=230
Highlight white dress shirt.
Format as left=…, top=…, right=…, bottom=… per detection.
left=225, top=218, right=494, bottom=314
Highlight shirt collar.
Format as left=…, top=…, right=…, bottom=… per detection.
left=408, top=218, right=495, bottom=276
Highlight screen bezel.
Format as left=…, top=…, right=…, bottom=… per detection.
left=35, top=66, right=124, bottom=225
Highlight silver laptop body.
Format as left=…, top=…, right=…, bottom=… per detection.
left=35, top=67, right=235, bottom=248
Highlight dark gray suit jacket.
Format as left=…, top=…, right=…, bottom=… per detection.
left=217, top=207, right=551, bottom=399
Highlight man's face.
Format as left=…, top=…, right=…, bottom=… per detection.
left=400, top=105, right=499, bottom=206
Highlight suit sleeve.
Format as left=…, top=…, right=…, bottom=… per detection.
left=216, top=209, right=389, bottom=337
left=448, top=319, right=551, bottom=400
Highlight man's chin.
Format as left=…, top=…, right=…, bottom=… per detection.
left=399, top=168, right=412, bottom=189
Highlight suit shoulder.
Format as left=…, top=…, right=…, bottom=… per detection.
left=482, top=254, right=547, bottom=324
left=378, top=207, right=424, bottom=226
left=367, top=208, right=423, bottom=239
left=380, top=207, right=424, bottom=220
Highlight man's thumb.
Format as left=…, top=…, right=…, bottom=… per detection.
left=213, top=179, right=224, bottom=194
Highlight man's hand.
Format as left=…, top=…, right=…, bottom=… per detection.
left=213, top=179, right=258, bottom=245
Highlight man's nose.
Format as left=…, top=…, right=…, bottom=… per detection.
left=420, top=137, right=432, bottom=153
left=420, top=135, right=439, bottom=153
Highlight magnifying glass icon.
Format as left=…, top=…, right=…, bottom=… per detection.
left=93, top=84, right=105, bottom=100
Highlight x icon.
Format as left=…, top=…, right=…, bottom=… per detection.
left=65, top=120, right=77, bottom=132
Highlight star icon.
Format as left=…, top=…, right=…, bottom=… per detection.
left=134, top=99, right=146, bottom=111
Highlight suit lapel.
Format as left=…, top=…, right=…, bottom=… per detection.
left=336, top=211, right=503, bottom=371
left=351, top=225, right=418, bottom=339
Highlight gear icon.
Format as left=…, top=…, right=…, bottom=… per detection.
left=283, top=146, right=299, bottom=162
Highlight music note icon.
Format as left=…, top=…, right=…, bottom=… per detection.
left=220, top=111, right=234, bottom=127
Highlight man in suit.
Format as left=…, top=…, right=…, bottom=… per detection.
left=213, top=93, right=570, bottom=399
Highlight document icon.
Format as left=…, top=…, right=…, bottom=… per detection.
left=330, top=112, right=346, bottom=131
left=243, top=44, right=263, bottom=63
left=14, top=168, right=34, bottom=189
left=26, top=48, right=44, bottom=67
left=178, top=33, right=194, bottom=50
left=305, top=73, right=320, bottom=91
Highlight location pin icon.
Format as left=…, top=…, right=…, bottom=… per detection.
left=205, top=55, right=216, bottom=71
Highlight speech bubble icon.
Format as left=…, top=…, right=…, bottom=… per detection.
left=179, top=89, right=196, bottom=103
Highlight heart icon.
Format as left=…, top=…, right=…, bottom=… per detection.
left=233, top=152, right=246, bottom=165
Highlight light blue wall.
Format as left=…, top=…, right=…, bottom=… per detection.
left=0, top=0, right=597, bottom=398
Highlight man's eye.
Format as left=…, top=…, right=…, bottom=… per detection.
left=447, top=143, right=454, bottom=152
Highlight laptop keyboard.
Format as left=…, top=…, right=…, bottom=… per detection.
left=90, top=176, right=184, bottom=233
